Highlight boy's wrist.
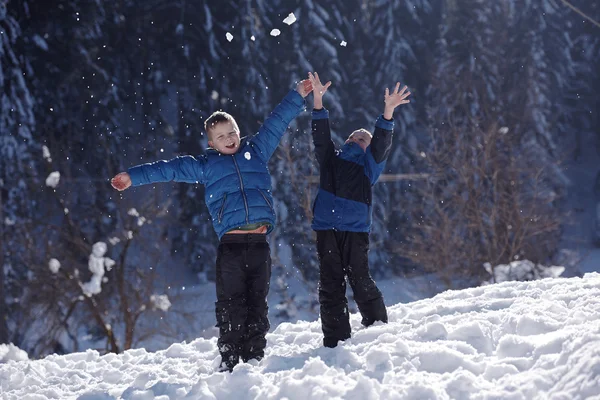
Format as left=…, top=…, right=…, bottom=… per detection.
left=383, top=107, right=394, bottom=120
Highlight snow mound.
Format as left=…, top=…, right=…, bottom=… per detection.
left=0, top=344, right=29, bottom=363
left=1, top=275, right=599, bottom=399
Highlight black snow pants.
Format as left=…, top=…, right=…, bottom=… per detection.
left=215, top=233, right=271, bottom=371
left=316, top=230, right=388, bottom=348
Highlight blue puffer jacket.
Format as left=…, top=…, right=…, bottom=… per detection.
left=311, top=108, right=394, bottom=232
left=128, top=89, right=306, bottom=239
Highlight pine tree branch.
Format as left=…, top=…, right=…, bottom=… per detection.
left=560, top=0, right=600, bottom=28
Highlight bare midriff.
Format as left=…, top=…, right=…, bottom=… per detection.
left=226, top=225, right=268, bottom=234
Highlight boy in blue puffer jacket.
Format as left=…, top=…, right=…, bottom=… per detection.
left=307, top=72, right=410, bottom=348
left=111, top=79, right=313, bottom=371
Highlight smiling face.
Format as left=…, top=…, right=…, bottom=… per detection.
left=345, top=129, right=372, bottom=152
left=208, top=121, right=241, bottom=155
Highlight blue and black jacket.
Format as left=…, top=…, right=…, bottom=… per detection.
left=127, top=90, right=306, bottom=240
left=311, top=108, right=393, bottom=232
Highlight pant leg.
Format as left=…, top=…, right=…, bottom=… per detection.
left=316, top=230, right=351, bottom=347
left=215, top=241, right=247, bottom=371
left=242, top=236, right=271, bottom=362
left=342, top=231, right=388, bottom=327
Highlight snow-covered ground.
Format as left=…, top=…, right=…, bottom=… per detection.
left=2, top=273, right=599, bottom=400
left=139, top=262, right=446, bottom=353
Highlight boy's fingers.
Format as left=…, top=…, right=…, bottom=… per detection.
left=394, top=82, right=401, bottom=94
left=324, top=81, right=332, bottom=89
left=385, top=88, right=390, bottom=97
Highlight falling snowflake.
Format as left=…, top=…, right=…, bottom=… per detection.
left=226, top=32, right=233, bottom=42
left=283, top=13, right=296, bottom=25
left=244, top=152, right=251, bottom=160
left=270, top=29, right=281, bottom=37
left=211, top=90, right=219, bottom=100
left=340, top=41, right=347, bottom=47
left=251, top=35, right=256, bottom=41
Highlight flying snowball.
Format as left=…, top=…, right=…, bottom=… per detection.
left=244, top=152, right=251, bottom=160
left=283, top=13, right=296, bottom=25
left=49, top=259, right=61, bottom=274
left=226, top=32, right=233, bottom=42
left=251, top=35, right=256, bottom=41
left=270, top=29, right=281, bottom=37
left=340, top=41, right=347, bottom=47
left=45, top=171, right=60, bottom=188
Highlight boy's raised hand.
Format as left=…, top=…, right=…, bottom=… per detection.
left=296, top=79, right=313, bottom=98
left=308, top=72, right=332, bottom=109
left=111, top=172, right=132, bottom=191
left=383, top=82, right=411, bottom=120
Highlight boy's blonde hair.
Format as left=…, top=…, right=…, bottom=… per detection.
left=349, top=128, right=372, bottom=138
left=204, top=111, right=239, bottom=140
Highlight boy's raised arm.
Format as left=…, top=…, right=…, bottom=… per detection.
left=365, top=82, right=411, bottom=184
left=309, top=72, right=334, bottom=166
left=250, top=79, right=312, bottom=162
left=111, top=155, right=206, bottom=191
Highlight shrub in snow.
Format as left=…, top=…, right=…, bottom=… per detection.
left=0, top=344, right=29, bottom=363
left=483, top=260, right=564, bottom=284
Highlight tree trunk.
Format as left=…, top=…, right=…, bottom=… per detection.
left=0, top=187, right=10, bottom=344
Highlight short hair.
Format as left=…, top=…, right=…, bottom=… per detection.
left=349, top=128, right=372, bottom=139
left=204, top=111, right=239, bottom=140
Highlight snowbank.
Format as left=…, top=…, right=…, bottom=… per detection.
left=1, top=274, right=599, bottom=399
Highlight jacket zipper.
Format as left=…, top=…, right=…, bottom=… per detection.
left=232, top=156, right=249, bottom=224
left=218, top=193, right=228, bottom=224
left=258, top=189, right=274, bottom=214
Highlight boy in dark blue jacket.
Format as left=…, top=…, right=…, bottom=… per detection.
left=111, top=79, right=312, bottom=371
left=308, top=72, right=410, bottom=348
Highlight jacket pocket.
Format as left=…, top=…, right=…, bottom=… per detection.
left=218, top=193, right=228, bottom=224
left=258, top=189, right=274, bottom=214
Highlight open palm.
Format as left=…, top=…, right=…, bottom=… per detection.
left=384, top=82, right=411, bottom=109
left=308, top=72, right=332, bottom=98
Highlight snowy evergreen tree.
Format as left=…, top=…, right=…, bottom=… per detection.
left=361, top=0, right=440, bottom=275
left=401, top=0, right=578, bottom=286
left=0, top=0, right=36, bottom=345
left=265, top=0, right=352, bottom=282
